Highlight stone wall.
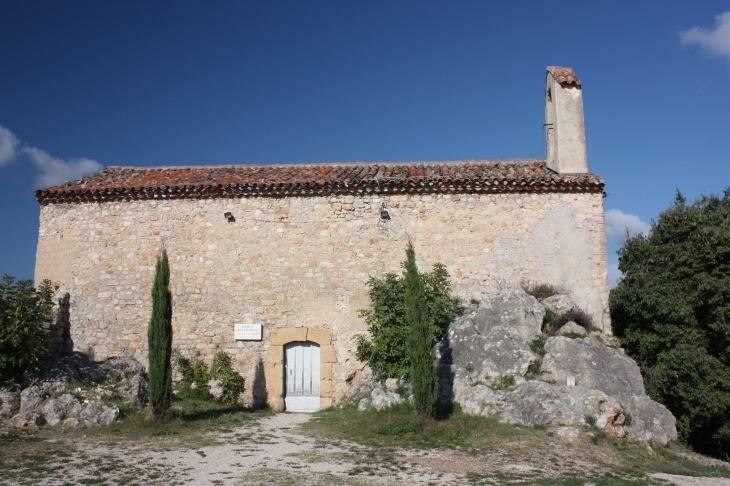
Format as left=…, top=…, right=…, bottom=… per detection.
left=34, top=191, right=609, bottom=404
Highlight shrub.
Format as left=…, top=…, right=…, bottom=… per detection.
left=210, top=351, right=244, bottom=404
left=404, top=242, right=438, bottom=417
left=355, top=256, right=462, bottom=381
left=610, top=189, right=730, bottom=459
left=173, top=350, right=244, bottom=403
left=542, top=306, right=594, bottom=335
left=522, top=282, right=561, bottom=301
left=0, top=276, right=54, bottom=382
left=147, top=249, right=173, bottom=418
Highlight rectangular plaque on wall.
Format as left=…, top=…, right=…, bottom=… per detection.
left=234, top=324, right=262, bottom=341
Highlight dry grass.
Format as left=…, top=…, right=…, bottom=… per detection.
left=302, top=402, right=730, bottom=484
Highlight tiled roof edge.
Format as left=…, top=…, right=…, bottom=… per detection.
left=35, top=159, right=605, bottom=205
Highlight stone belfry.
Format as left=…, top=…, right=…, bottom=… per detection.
left=544, top=66, right=588, bottom=174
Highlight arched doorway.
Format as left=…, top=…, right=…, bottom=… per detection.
left=284, top=342, right=321, bottom=412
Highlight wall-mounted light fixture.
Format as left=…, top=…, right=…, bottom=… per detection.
left=223, top=211, right=235, bottom=222
left=380, top=202, right=390, bottom=221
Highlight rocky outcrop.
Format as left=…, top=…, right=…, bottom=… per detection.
left=80, top=401, right=119, bottom=427
left=432, top=289, right=678, bottom=446
left=41, top=394, right=82, bottom=426
left=500, top=382, right=626, bottom=437
left=20, top=386, right=48, bottom=411
left=359, top=378, right=410, bottom=411
left=471, top=289, right=544, bottom=343
left=1, top=354, right=147, bottom=429
left=540, top=336, right=677, bottom=444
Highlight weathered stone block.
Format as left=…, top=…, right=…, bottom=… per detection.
left=321, top=345, right=337, bottom=363
left=321, top=363, right=332, bottom=380
left=266, top=345, right=283, bottom=364
left=307, top=328, right=332, bottom=345
left=320, top=379, right=333, bottom=398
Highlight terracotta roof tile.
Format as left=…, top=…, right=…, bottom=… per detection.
left=547, top=66, right=581, bottom=86
left=34, top=159, right=604, bottom=204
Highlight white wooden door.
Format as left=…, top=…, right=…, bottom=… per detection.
left=284, top=342, right=320, bottom=412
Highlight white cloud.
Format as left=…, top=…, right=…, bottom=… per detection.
left=680, top=11, right=730, bottom=62
left=24, top=146, right=103, bottom=188
left=0, top=124, right=103, bottom=188
left=605, top=209, right=651, bottom=246
left=0, top=126, right=20, bottom=166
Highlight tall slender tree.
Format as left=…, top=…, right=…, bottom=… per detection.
left=148, top=248, right=173, bottom=418
left=404, top=241, right=437, bottom=417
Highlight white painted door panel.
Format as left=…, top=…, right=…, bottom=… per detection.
left=284, top=342, right=320, bottom=412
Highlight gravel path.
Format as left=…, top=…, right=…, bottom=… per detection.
left=7, top=413, right=730, bottom=485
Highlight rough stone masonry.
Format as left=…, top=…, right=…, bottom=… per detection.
left=33, top=66, right=609, bottom=410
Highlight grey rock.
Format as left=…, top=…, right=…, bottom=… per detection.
left=542, top=336, right=677, bottom=445
left=63, top=417, right=81, bottom=428
left=541, top=295, right=576, bottom=316
left=20, top=386, right=48, bottom=411
left=208, top=378, right=223, bottom=399
left=472, top=288, right=544, bottom=343
left=542, top=336, right=646, bottom=400
left=41, top=394, right=82, bottom=426
left=10, top=411, right=41, bottom=428
left=623, top=395, right=678, bottom=445
left=384, top=378, right=399, bottom=392
left=0, top=391, right=17, bottom=416
left=454, top=384, right=504, bottom=417
left=500, top=381, right=625, bottom=433
left=80, top=401, right=119, bottom=427
left=358, top=398, right=371, bottom=411
left=102, top=356, right=148, bottom=406
left=557, top=321, right=587, bottom=337
left=437, top=322, right=539, bottom=403
left=557, top=426, right=579, bottom=442
left=370, top=386, right=403, bottom=410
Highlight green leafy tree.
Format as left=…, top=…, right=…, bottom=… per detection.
left=0, top=276, right=54, bottom=381
left=610, top=188, right=730, bottom=458
left=404, top=242, right=438, bottom=417
left=148, top=249, right=173, bottom=418
left=355, top=256, right=462, bottom=381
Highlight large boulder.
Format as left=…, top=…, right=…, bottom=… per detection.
left=542, top=336, right=677, bottom=445
left=453, top=384, right=505, bottom=417
left=500, top=381, right=626, bottom=437
left=437, top=311, right=540, bottom=403
left=41, top=394, right=82, bottom=426
left=472, top=288, right=544, bottom=343
left=543, top=337, right=646, bottom=401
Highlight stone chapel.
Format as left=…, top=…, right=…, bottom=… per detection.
left=34, top=66, right=608, bottom=411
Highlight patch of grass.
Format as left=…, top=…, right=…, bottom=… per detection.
left=303, top=402, right=542, bottom=451
left=489, top=375, right=516, bottom=391
left=561, top=332, right=585, bottom=339
left=525, top=360, right=542, bottom=380
left=529, top=337, right=546, bottom=357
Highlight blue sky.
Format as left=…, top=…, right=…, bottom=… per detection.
left=1, top=1, right=728, bottom=286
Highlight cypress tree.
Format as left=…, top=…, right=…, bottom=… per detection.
left=404, top=241, right=437, bottom=417
left=148, top=248, right=173, bottom=418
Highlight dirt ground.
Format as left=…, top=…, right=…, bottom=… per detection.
left=2, top=412, right=730, bottom=485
